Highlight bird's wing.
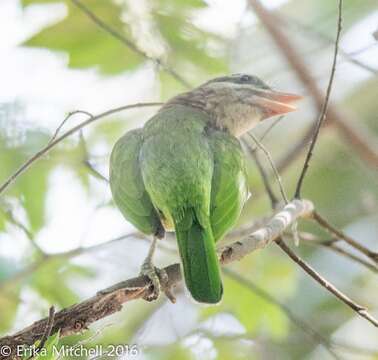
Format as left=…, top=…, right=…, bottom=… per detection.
left=208, top=130, right=249, bottom=242
left=109, top=129, right=162, bottom=235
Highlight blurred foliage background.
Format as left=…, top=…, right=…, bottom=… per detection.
left=0, top=0, right=377, bottom=359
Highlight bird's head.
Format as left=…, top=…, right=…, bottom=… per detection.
left=165, top=74, right=303, bottom=137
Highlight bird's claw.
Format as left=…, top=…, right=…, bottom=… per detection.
left=140, top=261, right=160, bottom=301
left=140, top=263, right=176, bottom=303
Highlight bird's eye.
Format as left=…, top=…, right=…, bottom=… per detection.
left=240, top=75, right=252, bottom=82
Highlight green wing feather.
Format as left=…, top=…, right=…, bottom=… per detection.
left=208, top=130, right=249, bottom=242
left=109, top=129, right=161, bottom=235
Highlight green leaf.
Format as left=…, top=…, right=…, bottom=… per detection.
left=22, top=0, right=143, bottom=74
left=22, top=0, right=227, bottom=78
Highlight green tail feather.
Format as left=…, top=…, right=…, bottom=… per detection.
left=175, top=217, right=223, bottom=304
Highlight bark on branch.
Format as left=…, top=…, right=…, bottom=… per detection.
left=0, top=199, right=313, bottom=358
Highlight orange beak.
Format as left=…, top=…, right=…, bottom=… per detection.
left=253, top=90, right=303, bottom=119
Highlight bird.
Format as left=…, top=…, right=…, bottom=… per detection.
left=109, top=74, right=302, bottom=304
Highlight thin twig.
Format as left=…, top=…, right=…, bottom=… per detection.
left=83, top=160, right=109, bottom=183
left=1, top=206, right=45, bottom=255
left=294, top=231, right=378, bottom=273
left=294, top=0, right=343, bottom=198
left=224, top=269, right=341, bottom=359
left=48, top=110, right=93, bottom=145
left=241, top=138, right=279, bottom=207
left=79, top=131, right=109, bottom=183
left=316, top=242, right=378, bottom=273
left=26, top=306, right=56, bottom=359
left=248, top=0, right=378, bottom=169
left=275, top=238, right=378, bottom=327
left=256, top=115, right=285, bottom=145
left=253, top=151, right=279, bottom=207
left=37, top=306, right=56, bottom=350
left=312, top=211, right=378, bottom=263
left=247, top=132, right=289, bottom=204
left=0, top=102, right=162, bottom=196
left=348, top=43, right=378, bottom=56
left=1, top=199, right=376, bottom=355
left=70, top=0, right=191, bottom=89
left=0, top=199, right=315, bottom=355
left=243, top=82, right=378, bottom=328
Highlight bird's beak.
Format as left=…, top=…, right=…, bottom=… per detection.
left=253, top=90, right=303, bottom=119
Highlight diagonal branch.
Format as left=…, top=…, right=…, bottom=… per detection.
left=304, top=238, right=378, bottom=274
left=33, top=306, right=55, bottom=355
left=1, top=199, right=377, bottom=357
left=248, top=0, right=378, bottom=170
left=294, top=0, right=343, bottom=198
left=219, top=199, right=313, bottom=264
left=0, top=199, right=314, bottom=356
left=275, top=238, right=378, bottom=327
left=312, top=211, right=378, bottom=263
left=247, top=132, right=289, bottom=204
left=241, top=138, right=279, bottom=207
left=0, top=102, right=162, bottom=197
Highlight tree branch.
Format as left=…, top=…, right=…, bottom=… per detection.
left=246, top=132, right=289, bottom=204
left=219, top=199, right=313, bottom=264
left=1, top=198, right=377, bottom=357
left=312, top=211, right=378, bottom=263
left=48, top=110, right=93, bottom=145
left=294, top=0, right=343, bottom=198
left=275, top=239, right=378, bottom=327
left=241, top=138, right=279, bottom=207
left=0, top=199, right=314, bottom=356
left=243, top=97, right=378, bottom=328
left=301, top=235, right=378, bottom=274
left=33, top=306, right=55, bottom=355
left=0, top=102, right=162, bottom=197
left=248, top=0, right=378, bottom=169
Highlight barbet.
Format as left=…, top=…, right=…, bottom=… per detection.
left=109, top=74, right=301, bottom=304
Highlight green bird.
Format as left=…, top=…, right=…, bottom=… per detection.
left=109, top=74, right=301, bottom=304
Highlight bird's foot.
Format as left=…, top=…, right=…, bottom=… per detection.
left=140, top=262, right=176, bottom=303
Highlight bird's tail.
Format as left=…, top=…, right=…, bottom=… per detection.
left=175, top=213, right=223, bottom=304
